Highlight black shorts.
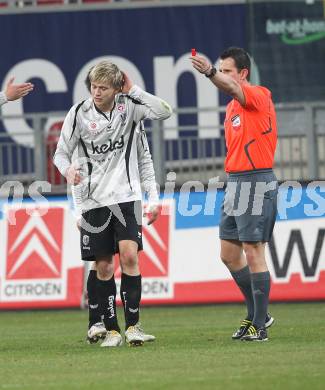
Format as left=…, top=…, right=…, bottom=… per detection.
left=219, top=169, right=278, bottom=242
left=80, top=201, right=143, bottom=261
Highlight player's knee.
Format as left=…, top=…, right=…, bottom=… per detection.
left=120, top=251, right=138, bottom=269
left=96, top=259, right=114, bottom=279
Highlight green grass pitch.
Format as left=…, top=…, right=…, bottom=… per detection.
left=1, top=303, right=325, bottom=390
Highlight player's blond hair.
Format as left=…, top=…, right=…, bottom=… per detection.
left=89, top=61, right=124, bottom=91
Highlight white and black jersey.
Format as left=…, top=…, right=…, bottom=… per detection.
left=54, top=85, right=171, bottom=214
left=71, top=121, right=159, bottom=217
left=0, top=91, right=7, bottom=107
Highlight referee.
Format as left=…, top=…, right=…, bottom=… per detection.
left=191, top=47, right=277, bottom=341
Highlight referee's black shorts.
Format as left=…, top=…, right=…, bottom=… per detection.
left=80, top=201, right=143, bottom=261
left=219, top=169, right=278, bottom=242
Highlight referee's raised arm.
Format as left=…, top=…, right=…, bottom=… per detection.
left=190, top=51, right=248, bottom=106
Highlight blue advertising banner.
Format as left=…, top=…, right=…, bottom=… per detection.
left=0, top=4, right=246, bottom=145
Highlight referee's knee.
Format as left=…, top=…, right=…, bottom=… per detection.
left=220, top=252, right=237, bottom=268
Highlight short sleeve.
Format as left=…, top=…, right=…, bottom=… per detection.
left=241, top=85, right=269, bottom=111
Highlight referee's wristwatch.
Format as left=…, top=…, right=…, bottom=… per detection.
left=205, top=66, right=217, bottom=78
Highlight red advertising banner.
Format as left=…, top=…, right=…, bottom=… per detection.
left=0, top=203, right=84, bottom=309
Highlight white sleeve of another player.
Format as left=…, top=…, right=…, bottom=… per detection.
left=0, top=91, right=8, bottom=107
left=129, top=85, right=172, bottom=123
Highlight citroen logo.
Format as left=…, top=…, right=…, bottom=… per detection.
left=8, top=215, right=60, bottom=277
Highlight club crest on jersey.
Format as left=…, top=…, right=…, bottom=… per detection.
left=89, top=122, right=97, bottom=130
left=83, top=235, right=89, bottom=246
left=88, top=121, right=103, bottom=135
left=117, top=104, right=125, bottom=112
left=231, top=114, right=241, bottom=128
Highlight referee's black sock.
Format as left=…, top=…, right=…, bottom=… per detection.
left=87, top=270, right=101, bottom=329
left=97, top=275, right=120, bottom=333
left=120, top=273, right=142, bottom=329
left=251, top=271, right=271, bottom=328
left=231, top=266, right=254, bottom=321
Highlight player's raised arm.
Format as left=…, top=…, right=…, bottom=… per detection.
left=122, top=72, right=172, bottom=122
left=0, top=91, right=8, bottom=107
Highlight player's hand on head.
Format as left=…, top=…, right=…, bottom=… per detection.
left=144, top=204, right=160, bottom=225
left=5, top=77, right=34, bottom=101
left=121, top=72, right=134, bottom=94
left=190, top=53, right=212, bottom=75
left=65, top=166, right=82, bottom=185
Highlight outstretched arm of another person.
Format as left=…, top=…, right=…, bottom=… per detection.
left=0, top=77, right=34, bottom=107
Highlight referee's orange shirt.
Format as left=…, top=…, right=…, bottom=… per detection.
left=224, top=84, right=277, bottom=173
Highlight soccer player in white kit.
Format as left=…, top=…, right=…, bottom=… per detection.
left=84, top=120, right=160, bottom=346
left=54, top=61, right=171, bottom=347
